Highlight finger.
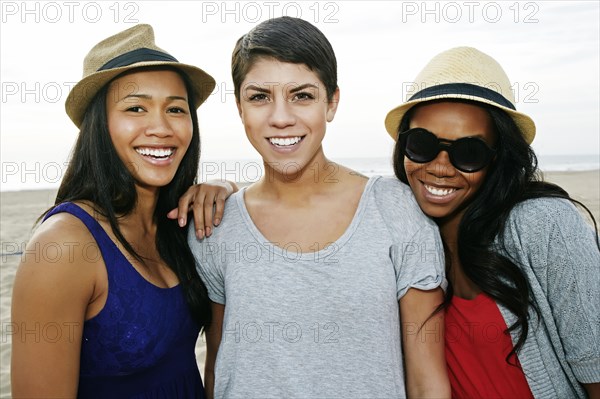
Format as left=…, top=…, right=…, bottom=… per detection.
left=203, top=195, right=216, bottom=236
left=192, top=192, right=208, bottom=239
left=177, top=192, right=194, bottom=228
left=213, top=197, right=226, bottom=226
left=166, top=208, right=178, bottom=220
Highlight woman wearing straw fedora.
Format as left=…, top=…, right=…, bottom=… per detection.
left=386, top=46, right=600, bottom=398
left=11, top=24, right=236, bottom=398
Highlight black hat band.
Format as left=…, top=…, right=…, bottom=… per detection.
left=408, top=82, right=516, bottom=110
left=98, top=48, right=178, bottom=71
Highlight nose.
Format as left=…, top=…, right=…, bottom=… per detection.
left=425, top=149, right=457, bottom=178
left=145, top=110, right=174, bottom=137
left=268, top=99, right=296, bottom=128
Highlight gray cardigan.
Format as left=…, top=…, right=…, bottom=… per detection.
left=495, top=198, right=600, bottom=398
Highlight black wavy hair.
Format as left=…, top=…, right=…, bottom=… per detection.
left=393, top=99, right=599, bottom=361
left=48, top=67, right=210, bottom=330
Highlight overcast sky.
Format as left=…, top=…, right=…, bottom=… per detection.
left=1, top=1, right=599, bottom=190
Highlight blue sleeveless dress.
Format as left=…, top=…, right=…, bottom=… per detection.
left=44, top=203, right=206, bottom=398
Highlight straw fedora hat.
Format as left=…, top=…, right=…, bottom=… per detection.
left=384, top=46, right=536, bottom=144
left=65, top=24, right=215, bottom=127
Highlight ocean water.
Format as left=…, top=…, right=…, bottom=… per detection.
left=536, top=154, right=600, bottom=172
left=0, top=155, right=598, bottom=191
left=197, top=154, right=599, bottom=183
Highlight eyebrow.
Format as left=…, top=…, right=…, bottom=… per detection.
left=244, top=85, right=271, bottom=93
left=289, top=83, right=318, bottom=93
left=244, top=83, right=319, bottom=94
left=122, top=94, right=188, bottom=102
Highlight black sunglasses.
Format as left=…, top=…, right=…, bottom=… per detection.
left=400, top=128, right=496, bottom=173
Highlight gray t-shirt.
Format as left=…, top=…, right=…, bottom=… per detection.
left=189, top=176, right=446, bottom=398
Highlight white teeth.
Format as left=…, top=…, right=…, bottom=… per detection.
left=424, top=184, right=457, bottom=196
left=136, top=147, right=174, bottom=158
left=269, top=136, right=302, bottom=147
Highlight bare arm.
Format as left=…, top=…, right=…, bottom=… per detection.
left=11, top=215, right=99, bottom=398
left=400, top=287, right=450, bottom=399
left=584, top=383, right=600, bottom=399
left=204, top=302, right=225, bottom=399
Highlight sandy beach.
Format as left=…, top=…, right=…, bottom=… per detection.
left=1, top=170, right=598, bottom=397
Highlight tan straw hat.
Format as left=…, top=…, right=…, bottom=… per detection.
left=65, top=24, right=216, bottom=127
left=384, top=46, right=536, bottom=144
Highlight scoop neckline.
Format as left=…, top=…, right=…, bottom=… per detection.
left=451, top=292, right=491, bottom=308
left=64, top=202, right=181, bottom=292
left=235, top=176, right=380, bottom=261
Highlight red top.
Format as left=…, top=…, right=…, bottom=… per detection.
left=445, top=292, right=534, bottom=399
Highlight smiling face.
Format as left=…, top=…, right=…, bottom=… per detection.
left=404, top=101, right=496, bottom=223
left=236, top=58, right=339, bottom=178
left=106, top=69, right=193, bottom=191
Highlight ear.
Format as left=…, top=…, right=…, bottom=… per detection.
left=326, top=87, right=340, bottom=122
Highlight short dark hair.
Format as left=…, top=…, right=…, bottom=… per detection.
left=231, top=16, right=338, bottom=101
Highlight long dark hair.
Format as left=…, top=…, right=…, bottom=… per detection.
left=393, top=99, right=599, bottom=361
left=50, top=67, right=210, bottom=329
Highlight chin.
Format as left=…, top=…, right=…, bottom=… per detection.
left=268, top=158, right=308, bottom=175
left=423, top=208, right=449, bottom=220
left=417, top=202, right=455, bottom=220
left=135, top=176, right=177, bottom=190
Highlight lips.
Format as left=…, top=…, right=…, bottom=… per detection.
left=135, top=146, right=175, bottom=160
left=268, top=136, right=304, bottom=147
left=265, top=135, right=306, bottom=154
left=423, top=184, right=457, bottom=197
left=418, top=181, right=462, bottom=205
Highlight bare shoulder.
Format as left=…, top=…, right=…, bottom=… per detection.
left=11, top=203, right=102, bottom=397
left=14, top=205, right=102, bottom=304
left=328, top=164, right=369, bottom=194
left=34, top=201, right=106, bottom=247
left=31, top=207, right=98, bottom=258
left=334, top=164, right=369, bottom=183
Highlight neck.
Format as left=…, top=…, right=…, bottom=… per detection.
left=122, top=184, right=160, bottom=233
left=437, top=209, right=481, bottom=299
left=438, top=210, right=462, bottom=248
left=256, top=148, right=336, bottom=200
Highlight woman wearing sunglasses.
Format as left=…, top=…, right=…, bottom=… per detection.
left=385, top=46, right=600, bottom=398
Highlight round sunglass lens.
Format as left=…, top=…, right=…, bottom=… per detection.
left=405, top=129, right=439, bottom=163
left=451, top=139, right=491, bottom=172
